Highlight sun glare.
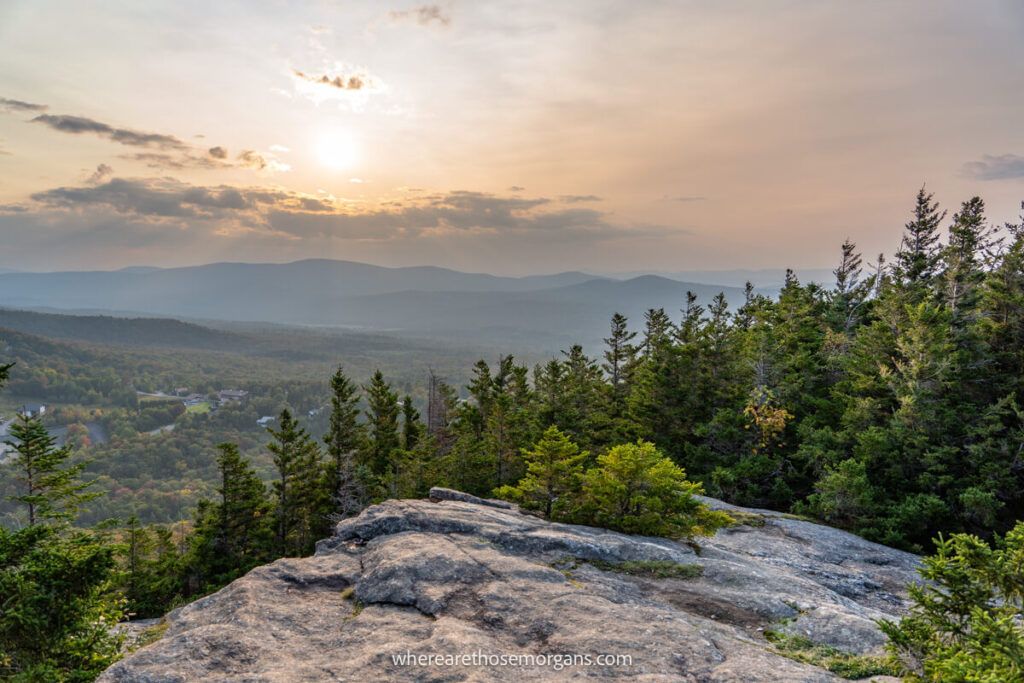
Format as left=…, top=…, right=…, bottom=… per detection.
left=315, top=130, right=359, bottom=170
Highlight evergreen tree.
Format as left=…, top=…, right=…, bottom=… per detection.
left=6, top=414, right=96, bottom=527
left=494, top=426, right=587, bottom=519
left=402, top=395, right=422, bottom=451
left=579, top=441, right=731, bottom=538
left=323, top=365, right=366, bottom=519
left=642, top=308, right=674, bottom=356
left=267, top=410, right=323, bottom=556
left=363, top=370, right=401, bottom=496
left=893, top=187, right=945, bottom=300
left=602, top=313, right=638, bottom=413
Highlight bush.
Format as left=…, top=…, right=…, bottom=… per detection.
left=881, top=522, right=1024, bottom=681
left=0, top=525, right=125, bottom=681
left=576, top=440, right=731, bottom=538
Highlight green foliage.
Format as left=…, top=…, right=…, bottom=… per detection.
left=764, top=630, right=899, bottom=679
left=493, top=426, right=587, bottom=519
left=6, top=415, right=98, bottom=527
left=577, top=441, right=731, bottom=539
left=881, top=523, right=1024, bottom=682
left=323, top=365, right=367, bottom=519
left=0, top=525, right=125, bottom=681
left=188, top=443, right=272, bottom=592
left=267, top=410, right=324, bottom=556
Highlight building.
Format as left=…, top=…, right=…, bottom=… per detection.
left=182, top=393, right=207, bottom=407
left=256, top=415, right=275, bottom=427
left=218, top=389, right=249, bottom=406
left=18, top=403, right=46, bottom=418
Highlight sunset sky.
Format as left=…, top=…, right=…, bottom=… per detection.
left=1, top=0, right=1023, bottom=275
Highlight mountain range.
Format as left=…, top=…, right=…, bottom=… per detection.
left=0, top=260, right=775, bottom=351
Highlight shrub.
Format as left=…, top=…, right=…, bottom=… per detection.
left=576, top=440, right=731, bottom=538
left=881, top=522, right=1024, bottom=681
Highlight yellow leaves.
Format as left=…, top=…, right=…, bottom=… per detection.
left=743, top=387, right=793, bottom=454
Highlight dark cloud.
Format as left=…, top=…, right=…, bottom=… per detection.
left=31, top=114, right=187, bottom=150
left=559, top=194, right=602, bottom=203
left=269, top=191, right=627, bottom=241
left=208, top=146, right=228, bottom=159
left=87, top=163, right=114, bottom=184
left=292, top=69, right=369, bottom=91
left=117, top=149, right=287, bottom=173
left=31, top=177, right=331, bottom=221
left=389, top=5, right=451, bottom=26
left=962, top=154, right=1024, bottom=181
left=0, top=97, right=48, bottom=113
left=22, top=178, right=653, bottom=252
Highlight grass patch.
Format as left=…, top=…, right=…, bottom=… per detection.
left=588, top=559, right=704, bottom=580
left=727, top=510, right=767, bottom=527
left=185, top=401, right=211, bottom=414
left=764, top=630, right=899, bottom=679
left=340, top=586, right=355, bottom=600
left=133, top=621, right=169, bottom=650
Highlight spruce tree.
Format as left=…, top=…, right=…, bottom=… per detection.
left=363, top=370, right=401, bottom=493
left=602, top=313, right=638, bottom=407
left=323, top=366, right=366, bottom=519
left=6, top=414, right=96, bottom=526
left=893, top=187, right=945, bottom=300
left=494, top=426, right=587, bottom=519
left=267, top=410, right=322, bottom=556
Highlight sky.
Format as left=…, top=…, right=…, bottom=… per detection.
left=1, top=0, right=1024, bottom=276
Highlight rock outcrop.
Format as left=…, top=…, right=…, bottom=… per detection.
left=101, top=491, right=919, bottom=681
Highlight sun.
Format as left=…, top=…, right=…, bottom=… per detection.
left=315, top=130, right=359, bottom=170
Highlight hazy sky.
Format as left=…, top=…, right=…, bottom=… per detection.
left=2, top=0, right=1023, bottom=275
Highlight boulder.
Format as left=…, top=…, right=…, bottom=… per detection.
left=101, top=493, right=919, bottom=682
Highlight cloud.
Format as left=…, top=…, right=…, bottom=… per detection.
left=389, top=5, right=451, bottom=26
left=290, top=65, right=386, bottom=108
left=559, top=194, right=602, bottom=203
left=962, top=154, right=1024, bottom=181
left=118, top=148, right=289, bottom=173
left=31, top=114, right=188, bottom=150
left=87, top=164, right=114, bottom=184
left=292, top=69, right=371, bottom=91
left=238, top=150, right=291, bottom=173
left=666, top=195, right=707, bottom=202
left=30, top=177, right=332, bottom=223
left=508, top=186, right=525, bottom=192
left=23, top=177, right=651, bottom=248
left=267, top=190, right=641, bottom=242
left=0, top=97, right=48, bottom=113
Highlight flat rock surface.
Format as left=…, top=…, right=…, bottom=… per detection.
left=101, top=494, right=919, bottom=682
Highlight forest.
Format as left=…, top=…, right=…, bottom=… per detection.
left=2, top=188, right=1024, bottom=681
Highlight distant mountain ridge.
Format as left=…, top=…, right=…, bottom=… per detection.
left=0, top=259, right=766, bottom=351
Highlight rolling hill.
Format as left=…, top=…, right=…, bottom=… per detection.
left=0, top=260, right=762, bottom=351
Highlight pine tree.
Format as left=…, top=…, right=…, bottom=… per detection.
left=893, top=187, right=945, bottom=300
left=402, top=395, right=422, bottom=451
left=642, top=308, right=674, bottom=357
left=363, top=370, right=401, bottom=494
left=323, top=366, right=366, bottom=519
left=6, top=414, right=96, bottom=526
left=494, top=426, right=587, bottom=519
left=943, top=197, right=993, bottom=319
left=602, top=313, right=638, bottom=409
left=267, top=410, right=323, bottom=556
left=831, top=238, right=868, bottom=335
